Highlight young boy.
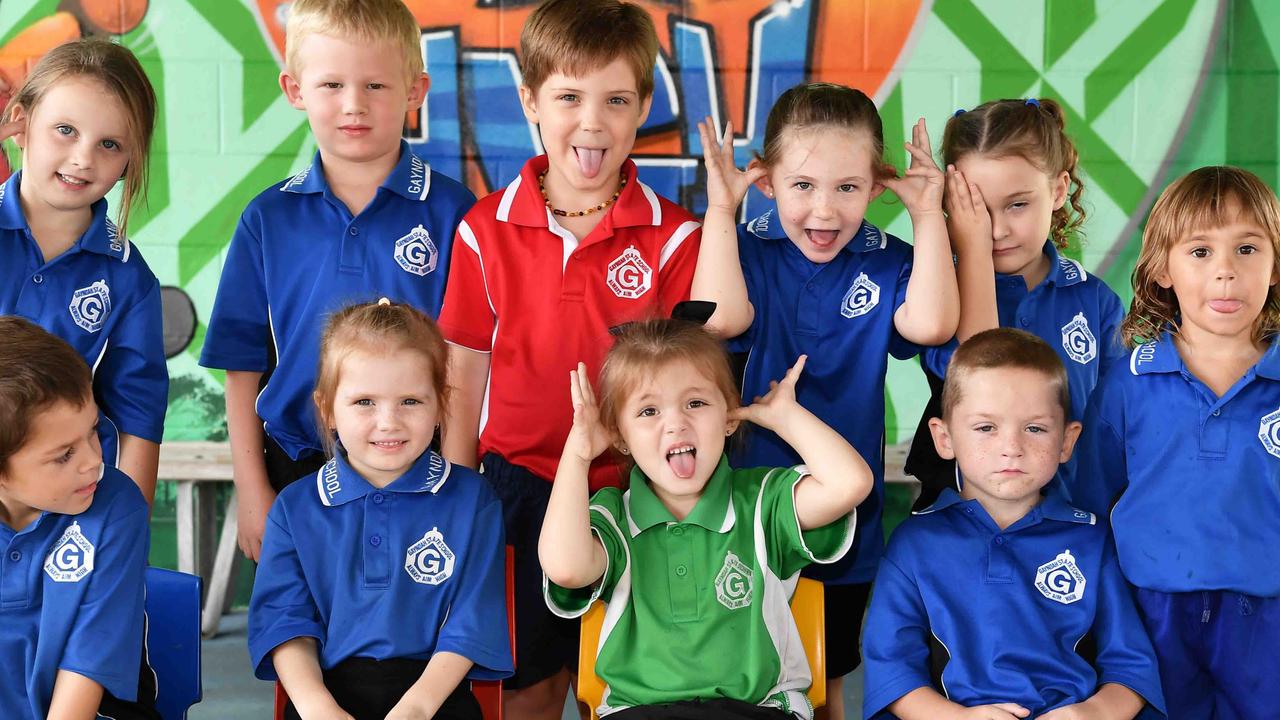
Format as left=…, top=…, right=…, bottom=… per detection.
left=862, top=329, right=1164, bottom=720
left=200, top=0, right=475, bottom=561
left=437, top=1, right=702, bottom=715
left=0, top=317, right=151, bottom=720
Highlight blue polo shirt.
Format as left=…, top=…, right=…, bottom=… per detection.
left=0, top=467, right=150, bottom=720
left=200, top=142, right=474, bottom=460
left=0, top=171, right=167, bottom=466
left=1070, top=332, right=1280, bottom=596
left=862, top=490, right=1165, bottom=720
left=730, top=210, right=918, bottom=584
left=248, top=449, right=513, bottom=681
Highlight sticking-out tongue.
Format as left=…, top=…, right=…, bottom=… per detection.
left=807, top=229, right=839, bottom=247
left=575, top=147, right=605, bottom=178
left=668, top=450, right=696, bottom=479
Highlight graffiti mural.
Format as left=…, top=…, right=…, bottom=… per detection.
left=0, top=0, right=1269, bottom=442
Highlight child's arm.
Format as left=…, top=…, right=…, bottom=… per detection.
left=384, top=652, right=474, bottom=720
left=117, top=434, right=159, bottom=506
left=1037, top=684, right=1143, bottom=720
left=46, top=670, right=104, bottom=720
left=889, top=688, right=1030, bottom=720
left=692, top=118, right=762, bottom=339
left=441, top=346, right=490, bottom=470
left=538, top=363, right=610, bottom=589
left=730, top=356, right=872, bottom=529
left=226, top=369, right=275, bottom=562
left=272, top=638, right=354, bottom=720
left=946, top=166, right=999, bottom=342
left=882, top=119, right=959, bottom=346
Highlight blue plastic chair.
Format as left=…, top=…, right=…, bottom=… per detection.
left=144, top=567, right=203, bottom=719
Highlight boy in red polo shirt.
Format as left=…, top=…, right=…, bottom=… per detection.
left=436, top=1, right=702, bottom=717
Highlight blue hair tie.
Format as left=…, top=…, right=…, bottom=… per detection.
left=953, top=108, right=966, bottom=118
left=1025, top=98, right=1041, bottom=108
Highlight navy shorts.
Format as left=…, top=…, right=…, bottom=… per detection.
left=480, top=453, right=579, bottom=690
left=609, top=698, right=793, bottom=719
left=824, top=581, right=872, bottom=678
left=282, top=656, right=479, bottom=720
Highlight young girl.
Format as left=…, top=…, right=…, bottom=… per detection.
left=0, top=38, right=166, bottom=503
left=1071, top=167, right=1280, bottom=720
left=905, top=97, right=1125, bottom=509
left=692, top=82, right=956, bottom=716
left=539, top=319, right=872, bottom=720
left=0, top=317, right=151, bottom=720
left=248, top=300, right=513, bottom=720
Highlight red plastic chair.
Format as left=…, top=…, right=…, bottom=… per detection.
left=274, top=546, right=516, bottom=720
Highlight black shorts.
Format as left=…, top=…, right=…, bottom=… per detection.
left=263, top=434, right=327, bottom=493
left=824, top=581, right=872, bottom=678
left=97, top=629, right=162, bottom=720
left=480, top=453, right=579, bottom=690
left=609, top=698, right=793, bottom=719
left=282, top=656, right=480, bottom=720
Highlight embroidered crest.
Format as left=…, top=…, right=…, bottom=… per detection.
left=394, top=225, right=439, bottom=276
left=1060, top=312, right=1097, bottom=364
left=405, top=527, right=455, bottom=585
left=1258, top=407, right=1280, bottom=460
left=606, top=246, right=652, bottom=299
left=68, top=280, right=112, bottom=333
left=44, top=521, right=95, bottom=583
left=714, top=551, right=753, bottom=610
left=1035, top=549, right=1086, bottom=605
left=840, top=272, right=880, bottom=319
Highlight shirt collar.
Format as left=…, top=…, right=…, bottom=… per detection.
left=280, top=141, right=432, bottom=202
left=914, top=488, right=1094, bottom=527
left=315, top=448, right=452, bottom=507
left=1128, top=329, right=1280, bottom=379
left=495, top=155, right=659, bottom=229
left=996, top=241, right=1087, bottom=288
left=744, top=208, right=888, bottom=254
left=0, top=172, right=129, bottom=261
left=624, top=455, right=736, bottom=536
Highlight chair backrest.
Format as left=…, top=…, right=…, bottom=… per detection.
left=577, top=576, right=826, bottom=719
left=144, top=567, right=203, bottom=720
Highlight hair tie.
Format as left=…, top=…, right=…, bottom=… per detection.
left=952, top=108, right=966, bottom=118
left=377, top=297, right=391, bottom=306
left=1025, top=98, right=1041, bottom=108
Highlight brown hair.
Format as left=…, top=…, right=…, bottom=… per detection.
left=285, top=0, right=424, bottom=83
left=0, top=317, right=93, bottom=471
left=942, top=98, right=1085, bottom=250
left=313, top=300, right=449, bottom=456
left=757, top=82, right=893, bottom=181
left=941, top=328, right=1070, bottom=420
left=597, top=319, right=740, bottom=444
left=3, top=38, right=156, bottom=239
left=1122, top=166, right=1280, bottom=347
left=520, top=0, right=658, bottom=99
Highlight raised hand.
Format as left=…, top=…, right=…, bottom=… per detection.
left=882, top=118, right=944, bottom=216
left=944, top=164, right=993, bottom=257
left=565, top=363, right=613, bottom=464
left=729, top=355, right=806, bottom=433
left=699, top=117, right=765, bottom=214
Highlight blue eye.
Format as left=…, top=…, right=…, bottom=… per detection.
left=793, top=181, right=812, bottom=191
left=402, top=398, right=420, bottom=406
left=101, top=139, right=120, bottom=151
left=975, top=424, right=995, bottom=433
left=354, top=398, right=373, bottom=407
left=557, top=93, right=578, bottom=103
left=55, top=125, right=73, bottom=136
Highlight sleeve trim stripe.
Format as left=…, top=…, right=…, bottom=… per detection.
left=660, top=221, right=700, bottom=271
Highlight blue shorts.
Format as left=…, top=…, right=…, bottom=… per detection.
left=1135, top=588, right=1280, bottom=720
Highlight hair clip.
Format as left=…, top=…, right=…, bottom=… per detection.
left=377, top=297, right=392, bottom=306
left=952, top=109, right=966, bottom=118
left=1025, top=98, right=1041, bottom=108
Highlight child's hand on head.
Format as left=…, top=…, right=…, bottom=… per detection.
left=730, top=355, right=807, bottom=433
left=881, top=118, right=944, bottom=217
left=566, top=362, right=612, bottom=464
left=699, top=117, right=765, bottom=214
left=944, top=164, right=993, bottom=257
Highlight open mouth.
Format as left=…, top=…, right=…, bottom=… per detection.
left=74, top=481, right=98, bottom=495
left=805, top=229, right=839, bottom=248
left=574, top=146, right=605, bottom=179
left=666, top=444, right=696, bottom=479
left=57, top=172, right=88, bottom=187
left=371, top=440, right=407, bottom=451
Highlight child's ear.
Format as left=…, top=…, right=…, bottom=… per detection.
left=1155, top=262, right=1174, bottom=290
left=6, top=104, right=28, bottom=149
left=636, top=92, right=653, bottom=128
left=279, top=71, right=305, bottom=111
left=725, top=417, right=740, bottom=437
left=518, top=85, right=539, bottom=125
left=927, top=417, right=955, bottom=460
left=751, top=163, right=774, bottom=199
left=1059, top=420, right=1083, bottom=463
left=1051, top=170, right=1070, bottom=211
left=406, top=72, right=430, bottom=112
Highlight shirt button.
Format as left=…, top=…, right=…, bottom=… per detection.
left=1018, top=317, right=1029, bottom=327
left=369, top=535, right=381, bottom=547
left=964, top=508, right=974, bottom=515
left=372, top=493, right=384, bottom=504
left=994, top=536, right=1005, bottom=545
left=32, top=274, right=42, bottom=284
left=1212, top=409, right=1221, bottom=417
left=8, top=550, right=20, bottom=562
left=675, top=565, right=688, bottom=577
left=349, top=227, right=359, bottom=236
left=671, top=526, right=684, bottom=536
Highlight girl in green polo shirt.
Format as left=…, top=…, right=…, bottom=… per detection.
left=539, top=319, right=873, bottom=720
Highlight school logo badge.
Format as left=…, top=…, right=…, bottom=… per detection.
left=405, top=527, right=454, bottom=585
left=394, top=225, right=439, bottom=277
left=68, top=280, right=111, bottom=333
left=1061, top=312, right=1097, bottom=364
left=1257, top=408, right=1280, bottom=459
left=1034, top=549, right=1086, bottom=605
left=606, top=246, right=652, bottom=300
left=44, top=522, right=95, bottom=583
left=714, top=551, right=753, bottom=610
left=840, top=272, right=879, bottom=319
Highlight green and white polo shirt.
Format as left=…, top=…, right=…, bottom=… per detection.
left=544, top=456, right=855, bottom=718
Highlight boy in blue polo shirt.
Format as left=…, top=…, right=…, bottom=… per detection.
left=0, top=317, right=151, bottom=720
left=201, top=0, right=475, bottom=562
left=862, top=329, right=1163, bottom=720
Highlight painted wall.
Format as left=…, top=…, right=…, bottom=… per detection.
left=0, top=0, right=1265, bottom=444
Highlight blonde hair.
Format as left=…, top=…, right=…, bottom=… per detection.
left=942, top=328, right=1070, bottom=420
left=313, top=301, right=449, bottom=457
left=942, top=98, right=1085, bottom=250
left=3, top=38, right=156, bottom=239
left=285, top=0, right=423, bottom=83
left=758, top=82, right=894, bottom=182
left=597, top=319, right=739, bottom=447
left=520, top=0, right=658, bottom=98
left=1122, top=166, right=1280, bottom=347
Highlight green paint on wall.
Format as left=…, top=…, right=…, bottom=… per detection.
left=1044, top=0, right=1095, bottom=68
left=1084, top=0, right=1198, bottom=120
left=124, top=23, right=169, bottom=236
left=188, top=0, right=283, bottom=132
left=1227, top=0, right=1279, bottom=187
left=935, top=0, right=1038, bottom=100
left=0, top=0, right=58, bottom=48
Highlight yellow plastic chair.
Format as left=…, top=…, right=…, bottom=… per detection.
left=577, top=577, right=826, bottom=719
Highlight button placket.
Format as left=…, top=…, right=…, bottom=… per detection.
left=667, top=525, right=698, bottom=623
left=363, top=496, right=391, bottom=587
